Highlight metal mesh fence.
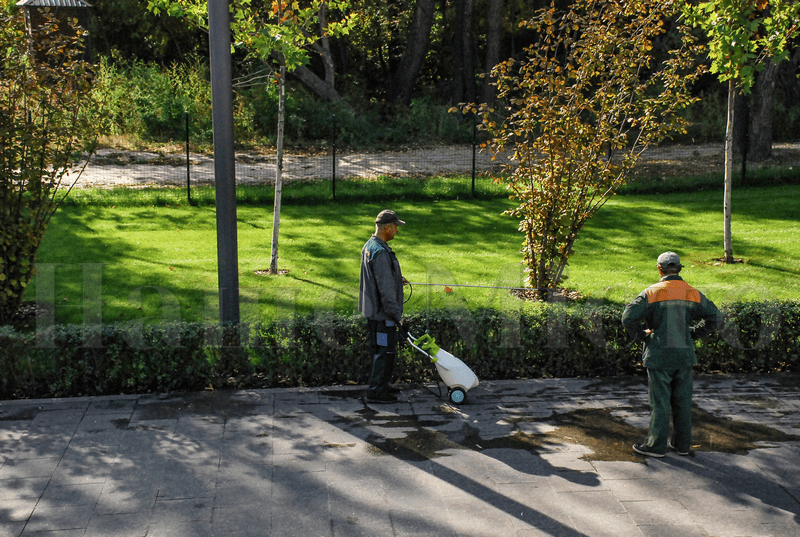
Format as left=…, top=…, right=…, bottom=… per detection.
left=72, top=140, right=800, bottom=191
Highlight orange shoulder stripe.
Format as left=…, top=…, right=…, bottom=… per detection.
left=645, top=280, right=701, bottom=304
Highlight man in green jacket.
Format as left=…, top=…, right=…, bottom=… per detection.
left=622, top=252, right=723, bottom=457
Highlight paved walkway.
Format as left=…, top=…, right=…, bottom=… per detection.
left=1, top=375, right=799, bottom=536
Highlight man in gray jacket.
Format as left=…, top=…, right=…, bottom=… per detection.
left=359, top=210, right=407, bottom=403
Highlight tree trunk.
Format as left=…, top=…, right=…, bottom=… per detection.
left=315, top=4, right=336, bottom=87
left=723, top=79, right=734, bottom=264
left=270, top=63, right=286, bottom=274
left=450, top=0, right=475, bottom=105
left=292, top=64, right=343, bottom=103
left=777, top=47, right=800, bottom=107
left=748, top=58, right=779, bottom=162
left=481, top=0, right=503, bottom=107
left=732, top=86, right=748, bottom=160
left=270, top=46, right=343, bottom=104
left=388, top=0, right=435, bottom=105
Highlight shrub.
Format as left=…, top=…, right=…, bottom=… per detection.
left=1, top=301, right=797, bottom=400
left=93, top=57, right=213, bottom=143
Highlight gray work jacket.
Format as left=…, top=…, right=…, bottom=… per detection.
left=359, top=235, right=403, bottom=323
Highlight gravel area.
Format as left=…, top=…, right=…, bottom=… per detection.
left=66, top=142, right=799, bottom=189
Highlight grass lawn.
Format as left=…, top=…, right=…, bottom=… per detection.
left=27, top=182, right=800, bottom=326
left=570, top=185, right=800, bottom=304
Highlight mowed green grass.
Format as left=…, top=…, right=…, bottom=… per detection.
left=27, top=184, right=800, bottom=325
left=570, top=186, right=800, bottom=304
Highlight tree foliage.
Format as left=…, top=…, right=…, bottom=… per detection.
left=88, top=0, right=207, bottom=65
left=682, top=0, right=800, bottom=94
left=681, top=0, right=800, bottom=263
left=463, top=0, right=704, bottom=290
left=0, top=10, right=100, bottom=323
left=149, top=0, right=352, bottom=74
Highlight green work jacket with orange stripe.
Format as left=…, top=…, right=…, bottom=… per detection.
left=622, top=275, right=723, bottom=370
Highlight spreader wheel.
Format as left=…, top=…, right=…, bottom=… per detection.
left=448, top=387, right=467, bottom=405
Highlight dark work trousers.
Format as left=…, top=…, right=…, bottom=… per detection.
left=645, top=367, right=693, bottom=454
left=365, top=319, right=397, bottom=397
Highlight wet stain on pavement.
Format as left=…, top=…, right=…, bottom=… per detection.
left=0, top=406, right=39, bottom=421
left=356, top=402, right=800, bottom=464
left=475, top=409, right=648, bottom=463
left=546, top=409, right=646, bottom=463
left=133, top=391, right=264, bottom=421
left=112, top=418, right=130, bottom=430
left=583, top=377, right=649, bottom=391
left=318, top=389, right=364, bottom=400
left=691, top=407, right=800, bottom=455
left=365, top=429, right=464, bottom=460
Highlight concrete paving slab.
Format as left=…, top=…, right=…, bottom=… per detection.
left=1, top=374, right=799, bottom=536
left=0, top=478, right=48, bottom=503
left=24, top=504, right=95, bottom=533
left=637, top=525, right=707, bottom=537
left=38, top=483, right=104, bottom=507
left=0, top=458, right=61, bottom=480
left=570, top=511, right=642, bottom=537
left=6, top=437, right=71, bottom=461
left=94, top=490, right=157, bottom=516
left=83, top=512, right=150, bottom=537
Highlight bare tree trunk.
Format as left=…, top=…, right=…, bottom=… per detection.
left=778, top=47, right=800, bottom=107
left=450, top=0, right=474, bottom=104
left=292, top=64, right=343, bottom=103
left=270, top=63, right=286, bottom=274
left=388, top=0, right=435, bottom=105
left=732, top=85, right=748, bottom=160
left=481, top=0, right=503, bottom=107
left=315, top=4, right=336, bottom=86
left=723, top=79, right=734, bottom=264
left=460, top=0, right=475, bottom=103
left=269, top=48, right=344, bottom=104
left=749, top=58, right=779, bottom=162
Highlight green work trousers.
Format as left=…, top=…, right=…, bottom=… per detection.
left=645, top=367, right=693, bottom=454
left=365, top=320, right=397, bottom=397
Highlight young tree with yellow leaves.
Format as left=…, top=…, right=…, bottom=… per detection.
left=462, top=0, right=705, bottom=292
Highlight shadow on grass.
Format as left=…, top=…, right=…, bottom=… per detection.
left=25, top=184, right=799, bottom=325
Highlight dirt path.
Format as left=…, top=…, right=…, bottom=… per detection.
left=69, top=142, right=800, bottom=189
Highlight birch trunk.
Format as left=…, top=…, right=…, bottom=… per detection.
left=270, top=64, right=286, bottom=274
left=723, top=79, right=734, bottom=264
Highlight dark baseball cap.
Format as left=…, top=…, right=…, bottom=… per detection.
left=657, top=251, right=683, bottom=268
left=375, top=210, right=405, bottom=225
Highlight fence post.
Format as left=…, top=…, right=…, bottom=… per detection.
left=471, top=113, right=477, bottom=197
left=332, top=113, right=337, bottom=201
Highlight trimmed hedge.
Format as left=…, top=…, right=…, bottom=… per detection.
left=1, top=302, right=798, bottom=400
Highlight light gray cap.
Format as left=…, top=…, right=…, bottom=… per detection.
left=657, top=251, right=683, bottom=269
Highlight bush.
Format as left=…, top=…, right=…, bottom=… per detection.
left=92, top=60, right=478, bottom=150
left=700, top=301, right=800, bottom=374
left=1, top=301, right=798, bottom=400
left=93, top=57, right=213, bottom=144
